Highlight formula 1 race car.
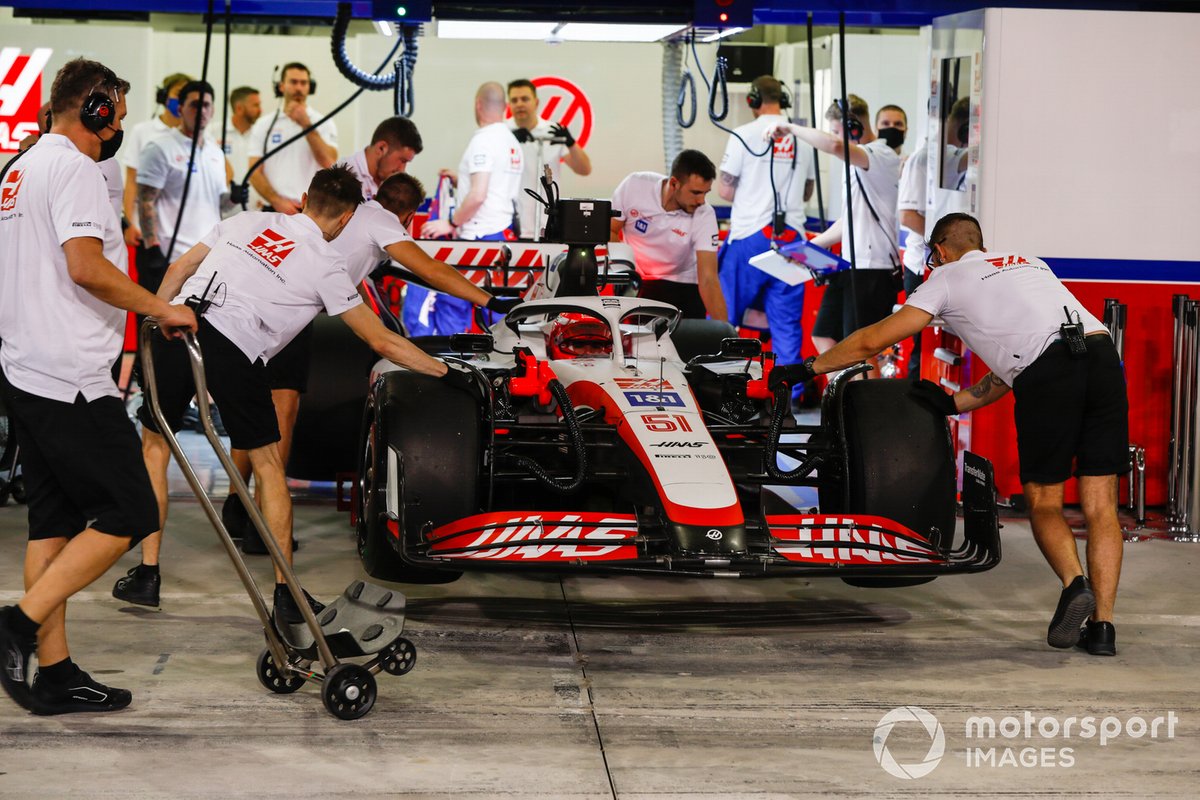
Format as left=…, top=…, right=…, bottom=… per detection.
left=351, top=203, right=1002, bottom=587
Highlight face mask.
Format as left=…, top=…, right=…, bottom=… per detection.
left=166, top=97, right=181, bottom=118
left=97, top=127, right=124, bottom=162
left=878, top=127, right=905, bottom=148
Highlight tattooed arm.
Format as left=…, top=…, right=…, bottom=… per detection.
left=137, top=183, right=162, bottom=251
left=717, top=171, right=738, bottom=202
left=954, top=372, right=1010, bottom=413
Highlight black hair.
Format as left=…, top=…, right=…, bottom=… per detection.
left=670, top=149, right=716, bottom=183
left=306, top=164, right=364, bottom=217
left=375, top=172, right=425, bottom=217
left=370, top=116, right=423, bottom=153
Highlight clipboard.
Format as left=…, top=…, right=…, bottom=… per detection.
left=748, top=238, right=850, bottom=286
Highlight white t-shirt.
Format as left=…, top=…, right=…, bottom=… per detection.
left=510, top=119, right=568, bottom=238
left=720, top=115, right=817, bottom=241
left=611, top=171, right=719, bottom=284
left=905, top=250, right=1106, bottom=386
left=119, top=116, right=172, bottom=171
left=138, top=129, right=228, bottom=260
left=247, top=105, right=338, bottom=205
left=340, top=148, right=379, bottom=201
left=221, top=122, right=265, bottom=210
left=841, top=137, right=901, bottom=270
left=330, top=200, right=413, bottom=284
left=457, top=122, right=523, bottom=239
left=897, top=147, right=928, bottom=275
left=178, top=211, right=361, bottom=363
left=98, top=157, right=127, bottom=271
left=0, top=135, right=128, bottom=402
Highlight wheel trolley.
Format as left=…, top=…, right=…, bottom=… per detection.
left=139, top=319, right=416, bottom=719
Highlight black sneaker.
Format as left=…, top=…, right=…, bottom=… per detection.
left=0, top=606, right=43, bottom=713
left=1047, top=575, right=1096, bottom=648
left=31, top=665, right=132, bottom=715
left=273, top=585, right=326, bottom=626
left=221, top=493, right=250, bottom=541
left=112, top=566, right=161, bottom=608
left=1077, top=620, right=1117, bottom=656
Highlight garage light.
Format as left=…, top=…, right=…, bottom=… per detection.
left=436, top=20, right=686, bottom=43
left=374, top=19, right=394, bottom=36
left=700, top=26, right=747, bottom=43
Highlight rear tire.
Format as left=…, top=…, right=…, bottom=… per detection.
left=357, top=371, right=477, bottom=584
left=829, top=380, right=957, bottom=588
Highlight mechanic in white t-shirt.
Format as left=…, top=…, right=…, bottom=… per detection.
left=942, top=97, right=970, bottom=191
left=717, top=76, right=816, bottom=369
left=874, top=104, right=908, bottom=155
left=339, top=116, right=422, bottom=201
left=506, top=78, right=593, bottom=239
left=610, top=151, right=724, bottom=321
left=129, top=165, right=473, bottom=623
left=0, top=58, right=197, bottom=717
left=418, top=82, right=523, bottom=335
left=120, top=72, right=192, bottom=249
left=221, top=85, right=264, bottom=212
left=136, top=81, right=233, bottom=292
left=769, top=213, right=1129, bottom=656
left=246, top=63, right=337, bottom=215
left=767, top=95, right=902, bottom=356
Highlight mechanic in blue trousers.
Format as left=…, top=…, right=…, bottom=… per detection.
left=0, top=58, right=198, bottom=715
left=610, top=150, right=726, bottom=321
left=131, top=166, right=473, bottom=626
left=769, top=213, right=1129, bottom=657
left=416, top=82, right=523, bottom=337
left=214, top=170, right=522, bottom=558
left=717, top=76, right=816, bottom=385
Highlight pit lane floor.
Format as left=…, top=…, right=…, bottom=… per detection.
left=0, top=437, right=1195, bottom=798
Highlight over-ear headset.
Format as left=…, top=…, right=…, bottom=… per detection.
left=81, top=81, right=118, bottom=133
left=835, top=98, right=864, bottom=141
left=155, top=85, right=168, bottom=106
left=746, top=78, right=791, bottom=111
left=273, top=64, right=317, bottom=98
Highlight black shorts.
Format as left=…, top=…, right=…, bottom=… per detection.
left=811, top=269, right=899, bottom=340
left=1012, top=335, right=1130, bottom=485
left=135, top=244, right=169, bottom=295
left=266, top=320, right=314, bottom=393
left=4, top=382, right=158, bottom=543
left=638, top=279, right=707, bottom=320
left=138, top=319, right=280, bottom=451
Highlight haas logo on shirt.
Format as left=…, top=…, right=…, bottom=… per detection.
left=0, top=168, right=23, bottom=211
left=509, top=147, right=521, bottom=172
left=771, top=135, right=796, bottom=161
left=247, top=228, right=296, bottom=267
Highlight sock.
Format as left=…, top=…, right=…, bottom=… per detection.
left=137, top=563, right=160, bottom=577
left=9, top=605, right=41, bottom=637
left=38, top=657, right=77, bottom=684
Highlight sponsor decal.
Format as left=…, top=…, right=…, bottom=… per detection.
left=628, top=208, right=639, bottom=218
left=617, top=378, right=674, bottom=390
left=430, top=513, right=636, bottom=561
left=634, top=218, right=649, bottom=234
left=639, top=412, right=691, bottom=432
left=1, top=168, right=24, bottom=211
left=0, top=48, right=51, bottom=153
left=504, top=75, right=594, bottom=148
left=705, top=529, right=723, bottom=540
left=670, top=228, right=687, bottom=237
left=624, top=391, right=684, bottom=408
left=711, top=233, right=720, bottom=248
left=271, top=132, right=282, bottom=144
left=472, top=152, right=487, bottom=166
left=247, top=228, right=296, bottom=266
left=509, top=147, right=521, bottom=171
left=770, top=515, right=942, bottom=565
left=771, top=135, right=796, bottom=161
left=649, top=441, right=704, bottom=448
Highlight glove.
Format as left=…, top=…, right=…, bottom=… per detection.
left=440, top=364, right=478, bottom=396
left=549, top=123, right=576, bottom=148
left=485, top=295, right=522, bottom=315
left=768, top=356, right=816, bottom=391
left=512, top=126, right=534, bottom=144
left=909, top=379, right=958, bottom=416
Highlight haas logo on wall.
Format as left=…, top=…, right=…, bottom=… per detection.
left=506, top=75, right=594, bottom=148
left=247, top=228, right=296, bottom=266
left=1, top=168, right=23, bottom=211
left=0, top=48, right=52, bottom=154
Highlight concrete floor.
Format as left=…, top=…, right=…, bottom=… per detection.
left=0, top=475, right=1197, bottom=797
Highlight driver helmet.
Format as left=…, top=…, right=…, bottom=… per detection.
left=546, top=314, right=613, bottom=359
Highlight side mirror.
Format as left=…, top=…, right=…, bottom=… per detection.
left=449, top=333, right=494, bottom=354
left=719, top=337, right=762, bottom=359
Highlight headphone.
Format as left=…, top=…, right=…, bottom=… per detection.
left=273, top=64, right=316, bottom=98
left=834, top=98, right=864, bottom=141
left=155, top=85, right=169, bottom=106
left=81, top=81, right=118, bottom=133
left=746, top=78, right=791, bottom=111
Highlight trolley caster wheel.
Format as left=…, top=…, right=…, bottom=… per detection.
left=256, top=648, right=305, bottom=694
left=322, top=663, right=376, bottom=720
left=380, top=637, right=417, bottom=676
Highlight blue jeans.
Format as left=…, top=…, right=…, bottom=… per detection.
left=717, top=227, right=806, bottom=366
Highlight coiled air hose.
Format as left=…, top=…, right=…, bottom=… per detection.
left=511, top=380, right=587, bottom=493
